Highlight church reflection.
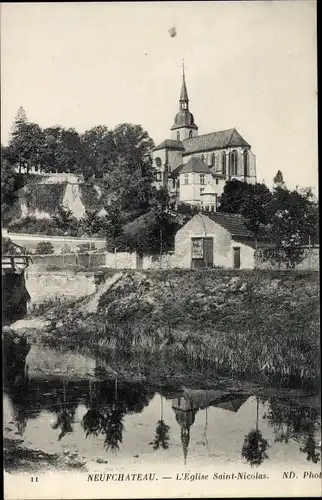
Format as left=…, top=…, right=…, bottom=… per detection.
left=171, top=389, right=248, bottom=465
left=3, top=359, right=321, bottom=468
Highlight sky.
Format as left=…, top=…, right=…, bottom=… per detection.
left=1, top=1, right=318, bottom=191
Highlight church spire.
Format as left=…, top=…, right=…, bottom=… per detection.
left=179, top=60, right=189, bottom=108
left=181, top=427, right=190, bottom=466
left=171, top=61, right=198, bottom=139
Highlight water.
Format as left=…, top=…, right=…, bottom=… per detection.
left=3, top=350, right=321, bottom=472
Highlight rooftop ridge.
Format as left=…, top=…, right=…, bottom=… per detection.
left=182, top=128, right=235, bottom=142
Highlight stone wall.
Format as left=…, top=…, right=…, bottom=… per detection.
left=30, top=253, right=106, bottom=269
left=5, top=231, right=106, bottom=254
left=255, top=247, right=319, bottom=271
left=105, top=251, right=137, bottom=269
left=25, top=271, right=97, bottom=304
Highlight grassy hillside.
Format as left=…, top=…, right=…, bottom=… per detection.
left=33, top=269, right=320, bottom=388
left=24, top=183, right=67, bottom=214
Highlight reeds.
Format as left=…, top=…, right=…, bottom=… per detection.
left=42, top=269, right=319, bottom=388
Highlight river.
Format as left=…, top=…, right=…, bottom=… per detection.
left=3, top=345, right=321, bottom=473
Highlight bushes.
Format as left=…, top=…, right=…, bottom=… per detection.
left=8, top=216, right=65, bottom=236
left=35, top=241, right=54, bottom=255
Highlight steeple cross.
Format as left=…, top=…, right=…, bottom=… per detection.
left=182, top=59, right=185, bottom=79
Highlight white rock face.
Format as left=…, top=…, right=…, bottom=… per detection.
left=62, top=183, right=86, bottom=220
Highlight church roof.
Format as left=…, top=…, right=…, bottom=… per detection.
left=182, top=128, right=250, bottom=154
left=170, top=164, right=184, bottom=177
left=171, top=110, right=198, bottom=131
left=153, top=139, right=184, bottom=152
left=180, top=157, right=211, bottom=174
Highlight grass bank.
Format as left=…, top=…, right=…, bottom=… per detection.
left=33, top=269, right=320, bottom=389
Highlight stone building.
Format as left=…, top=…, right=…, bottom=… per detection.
left=174, top=212, right=263, bottom=270
left=152, top=66, right=257, bottom=208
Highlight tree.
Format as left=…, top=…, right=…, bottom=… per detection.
left=6, top=122, right=44, bottom=173
left=239, top=183, right=272, bottom=245
left=273, top=170, right=285, bottom=189
left=102, top=124, right=156, bottom=218
left=150, top=186, right=179, bottom=261
left=40, top=126, right=62, bottom=172
left=81, top=126, right=116, bottom=179
left=55, top=127, right=84, bottom=173
left=10, top=106, right=28, bottom=139
left=79, top=210, right=104, bottom=236
left=35, top=241, right=54, bottom=255
left=102, top=203, right=125, bottom=253
left=1, top=156, right=17, bottom=220
left=52, top=206, right=79, bottom=236
left=218, top=179, right=251, bottom=214
left=112, top=123, right=154, bottom=164
left=262, top=186, right=319, bottom=268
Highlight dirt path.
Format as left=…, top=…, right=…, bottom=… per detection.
left=81, top=271, right=124, bottom=313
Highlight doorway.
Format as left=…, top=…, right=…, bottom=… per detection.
left=233, top=247, right=241, bottom=269
left=136, top=252, right=143, bottom=270
left=191, top=237, right=214, bottom=269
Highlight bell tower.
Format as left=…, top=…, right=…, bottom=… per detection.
left=171, top=62, right=198, bottom=141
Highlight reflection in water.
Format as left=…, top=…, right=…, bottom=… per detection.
left=242, top=430, right=269, bottom=467
left=172, top=395, right=198, bottom=465
left=3, top=357, right=321, bottom=469
left=263, top=396, right=321, bottom=464
left=150, top=395, right=170, bottom=450
left=52, top=409, right=74, bottom=441
left=51, top=380, right=75, bottom=441
left=300, top=433, right=320, bottom=464
left=241, top=396, right=269, bottom=467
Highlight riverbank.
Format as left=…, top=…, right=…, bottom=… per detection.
left=10, top=269, right=320, bottom=389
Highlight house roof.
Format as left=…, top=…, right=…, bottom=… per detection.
left=153, top=139, right=185, bottom=152
left=170, top=163, right=184, bottom=177
left=180, top=157, right=211, bottom=174
left=181, top=388, right=248, bottom=413
left=200, top=212, right=254, bottom=238
left=182, top=128, right=250, bottom=154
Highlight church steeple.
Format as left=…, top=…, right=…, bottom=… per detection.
left=172, top=395, right=198, bottom=466
left=179, top=62, right=189, bottom=109
left=171, top=62, right=198, bottom=141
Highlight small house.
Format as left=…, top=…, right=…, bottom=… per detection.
left=174, top=212, right=262, bottom=269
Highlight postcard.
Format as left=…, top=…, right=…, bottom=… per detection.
left=1, top=1, right=320, bottom=499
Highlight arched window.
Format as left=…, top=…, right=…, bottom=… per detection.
left=200, top=174, right=205, bottom=185
left=201, top=154, right=205, bottom=162
left=230, top=150, right=238, bottom=176
left=211, top=153, right=215, bottom=166
left=177, top=131, right=180, bottom=141
left=189, top=130, right=193, bottom=139
left=184, top=174, right=189, bottom=185
left=155, top=157, right=162, bottom=168
left=243, top=149, right=248, bottom=177
left=222, top=153, right=226, bottom=175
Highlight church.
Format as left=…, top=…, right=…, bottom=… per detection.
left=152, top=66, right=257, bottom=210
